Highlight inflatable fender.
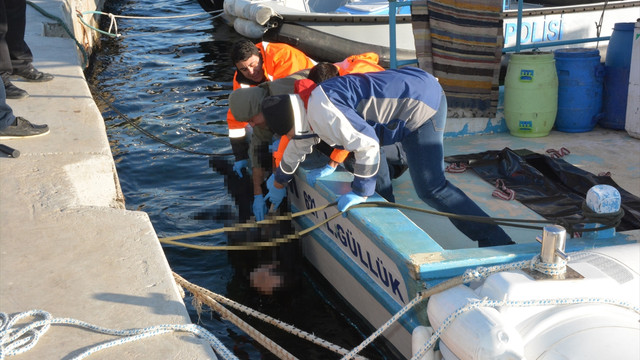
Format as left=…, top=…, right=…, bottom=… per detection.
left=233, top=17, right=266, bottom=39
left=427, top=284, right=525, bottom=360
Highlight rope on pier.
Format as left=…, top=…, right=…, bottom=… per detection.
left=0, top=309, right=238, bottom=360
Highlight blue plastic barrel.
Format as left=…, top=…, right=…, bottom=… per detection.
left=601, top=22, right=635, bottom=129
left=554, top=48, right=604, bottom=132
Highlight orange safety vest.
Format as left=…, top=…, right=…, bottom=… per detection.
left=226, top=42, right=316, bottom=139
left=272, top=53, right=383, bottom=167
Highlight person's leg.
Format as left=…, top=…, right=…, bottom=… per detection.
left=381, top=142, right=408, bottom=179
left=0, top=76, right=15, bottom=129
left=375, top=145, right=395, bottom=202
left=402, top=95, right=513, bottom=247
left=0, top=0, right=28, bottom=98
left=4, top=0, right=52, bottom=82
left=5, top=0, right=32, bottom=72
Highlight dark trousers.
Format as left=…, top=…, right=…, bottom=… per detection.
left=0, top=0, right=33, bottom=76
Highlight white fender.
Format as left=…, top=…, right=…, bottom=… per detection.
left=427, top=285, right=525, bottom=360
left=233, top=17, right=267, bottom=39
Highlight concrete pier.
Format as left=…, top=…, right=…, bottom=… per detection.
left=0, top=1, right=218, bottom=358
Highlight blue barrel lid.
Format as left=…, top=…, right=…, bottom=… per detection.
left=554, top=48, right=600, bottom=58
left=613, top=22, right=635, bottom=31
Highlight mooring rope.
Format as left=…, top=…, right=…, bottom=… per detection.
left=172, top=273, right=368, bottom=360
left=341, top=254, right=639, bottom=360
left=0, top=309, right=237, bottom=360
left=338, top=257, right=536, bottom=360
left=77, top=9, right=224, bottom=38
left=26, top=1, right=89, bottom=68
left=91, top=87, right=233, bottom=157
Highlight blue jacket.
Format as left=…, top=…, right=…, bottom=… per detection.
left=276, top=67, right=443, bottom=197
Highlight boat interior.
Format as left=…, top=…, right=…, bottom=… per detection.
left=299, top=124, right=639, bottom=251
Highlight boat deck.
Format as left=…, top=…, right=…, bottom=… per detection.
left=395, top=127, right=640, bottom=250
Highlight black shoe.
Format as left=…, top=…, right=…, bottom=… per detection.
left=4, top=81, right=29, bottom=99
left=12, top=66, right=54, bottom=82
left=0, top=117, right=49, bottom=139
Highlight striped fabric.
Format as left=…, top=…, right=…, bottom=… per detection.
left=411, top=0, right=504, bottom=118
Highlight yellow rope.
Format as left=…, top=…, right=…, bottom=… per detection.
left=158, top=201, right=552, bottom=251
left=157, top=203, right=338, bottom=251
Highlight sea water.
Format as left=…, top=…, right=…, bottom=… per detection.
left=86, top=0, right=395, bottom=358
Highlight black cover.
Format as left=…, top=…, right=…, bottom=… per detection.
left=445, top=148, right=640, bottom=231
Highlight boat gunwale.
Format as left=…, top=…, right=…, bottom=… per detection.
left=274, top=13, right=412, bottom=24
left=503, top=0, right=640, bottom=17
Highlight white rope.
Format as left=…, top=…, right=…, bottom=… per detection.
left=340, top=255, right=569, bottom=359
left=0, top=309, right=237, bottom=360
left=79, top=10, right=224, bottom=38
left=410, top=296, right=640, bottom=360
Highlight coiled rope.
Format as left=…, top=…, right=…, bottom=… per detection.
left=173, top=272, right=367, bottom=360
left=0, top=309, right=237, bottom=360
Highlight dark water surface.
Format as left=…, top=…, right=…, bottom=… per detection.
left=86, top=0, right=395, bottom=358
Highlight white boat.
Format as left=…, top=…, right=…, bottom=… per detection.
left=287, top=125, right=640, bottom=358
left=196, top=0, right=640, bottom=67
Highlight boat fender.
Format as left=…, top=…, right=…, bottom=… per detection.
left=412, top=326, right=435, bottom=360
left=233, top=17, right=267, bottom=39
left=427, top=284, right=525, bottom=360
left=227, top=0, right=277, bottom=26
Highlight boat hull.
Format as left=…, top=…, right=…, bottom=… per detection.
left=286, top=124, right=640, bottom=357
left=219, top=1, right=640, bottom=66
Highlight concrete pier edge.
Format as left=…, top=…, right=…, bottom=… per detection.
left=0, top=1, right=218, bottom=358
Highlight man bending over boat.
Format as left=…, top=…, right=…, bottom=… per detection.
left=226, top=39, right=316, bottom=178
left=260, top=67, right=515, bottom=247
left=228, top=58, right=406, bottom=221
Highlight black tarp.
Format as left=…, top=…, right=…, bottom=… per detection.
left=445, top=148, right=640, bottom=231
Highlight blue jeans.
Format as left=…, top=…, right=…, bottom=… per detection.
left=0, top=77, right=15, bottom=129
left=401, top=95, right=514, bottom=247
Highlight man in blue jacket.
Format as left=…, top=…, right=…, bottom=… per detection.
left=261, top=67, right=514, bottom=247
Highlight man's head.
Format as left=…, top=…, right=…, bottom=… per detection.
left=308, top=62, right=339, bottom=84
left=230, top=39, right=264, bottom=84
left=228, top=86, right=268, bottom=127
left=261, top=94, right=307, bottom=137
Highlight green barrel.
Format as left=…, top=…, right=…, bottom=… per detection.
left=504, top=52, right=558, bottom=137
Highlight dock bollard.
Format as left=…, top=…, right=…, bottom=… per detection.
left=584, top=184, right=621, bottom=239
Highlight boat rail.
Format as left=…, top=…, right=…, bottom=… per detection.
left=388, top=0, right=640, bottom=68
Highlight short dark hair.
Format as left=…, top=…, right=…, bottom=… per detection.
left=308, top=62, right=339, bottom=84
left=230, top=39, right=260, bottom=64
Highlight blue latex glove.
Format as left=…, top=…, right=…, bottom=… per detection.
left=265, top=174, right=287, bottom=210
left=269, top=138, right=280, bottom=153
left=253, top=194, right=267, bottom=221
left=337, top=191, right=366, bottom=215
left=233, top=159, right=249, bottom=178
left=306, top=164, right=336, bottom=187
